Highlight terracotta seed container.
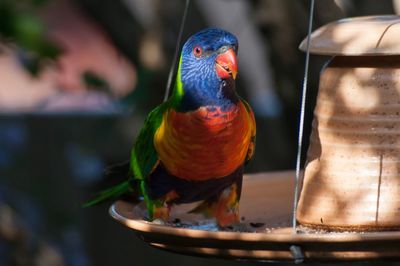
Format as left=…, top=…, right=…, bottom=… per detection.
left=297, top=16, right=400, bottom=231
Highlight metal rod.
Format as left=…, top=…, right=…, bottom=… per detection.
left=290, top=245, right=305, bottom=264
left=292, top=0, right=315, bottom=233
left=163, top=0, right=191, bottom=102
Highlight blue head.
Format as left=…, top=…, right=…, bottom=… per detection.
left=174, top=28, right=239, bottom=111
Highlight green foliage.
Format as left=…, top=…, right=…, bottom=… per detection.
left=0, top=0, right=61, bottom=75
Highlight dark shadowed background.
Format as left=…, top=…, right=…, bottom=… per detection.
left=1, top=0, right=400, bottom=265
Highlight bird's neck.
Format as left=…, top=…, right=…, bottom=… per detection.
left=172, top=76, right=238, bottom=112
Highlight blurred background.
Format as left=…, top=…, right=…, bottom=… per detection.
left=1, top=0, right=400, bottom=265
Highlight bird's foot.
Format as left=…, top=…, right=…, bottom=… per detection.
left=215, top=206, right=240, bottom=228
left=150, top=190, right=178, bottom=222
left=152, top=205, right=170, bottom=221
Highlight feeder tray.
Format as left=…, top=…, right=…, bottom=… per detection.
left=110, top=171, right=400, bottom=262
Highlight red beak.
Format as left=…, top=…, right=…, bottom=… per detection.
left=215, top=48, right=238, bottom=80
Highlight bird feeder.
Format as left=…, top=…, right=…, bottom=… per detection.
left=110, top=15, right=400, bottom=263
left=297, top=15, right=400, bottom=231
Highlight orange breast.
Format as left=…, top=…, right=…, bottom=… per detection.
left=154, top=102, right=253, bottom=181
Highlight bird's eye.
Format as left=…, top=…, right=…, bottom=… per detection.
left=193, top=46, right=203, bottom=57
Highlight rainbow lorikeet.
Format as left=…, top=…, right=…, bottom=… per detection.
left=86, top=28, right=256, bottom=227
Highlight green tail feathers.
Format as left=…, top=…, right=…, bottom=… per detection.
left=82, top=181, right=130, bottom=208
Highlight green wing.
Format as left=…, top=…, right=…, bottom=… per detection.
left=129, top=101, right=171, bottom=217
left=82, top=101, right=169, bottom=208
left=130, top=102, right=169, bottom=181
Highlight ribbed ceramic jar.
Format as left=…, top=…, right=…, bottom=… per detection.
left=296, top=16, right=400, bottom=230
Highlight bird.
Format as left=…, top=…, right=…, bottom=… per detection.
left=85, top=28, right=256, bottom=227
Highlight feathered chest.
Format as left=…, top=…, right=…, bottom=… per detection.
left=154, top=102, right=252, bottom=180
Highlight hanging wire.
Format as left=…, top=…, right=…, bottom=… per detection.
left=163, top=0, right=191, bottom=102
left=292, top=0, right=315, bottom=233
